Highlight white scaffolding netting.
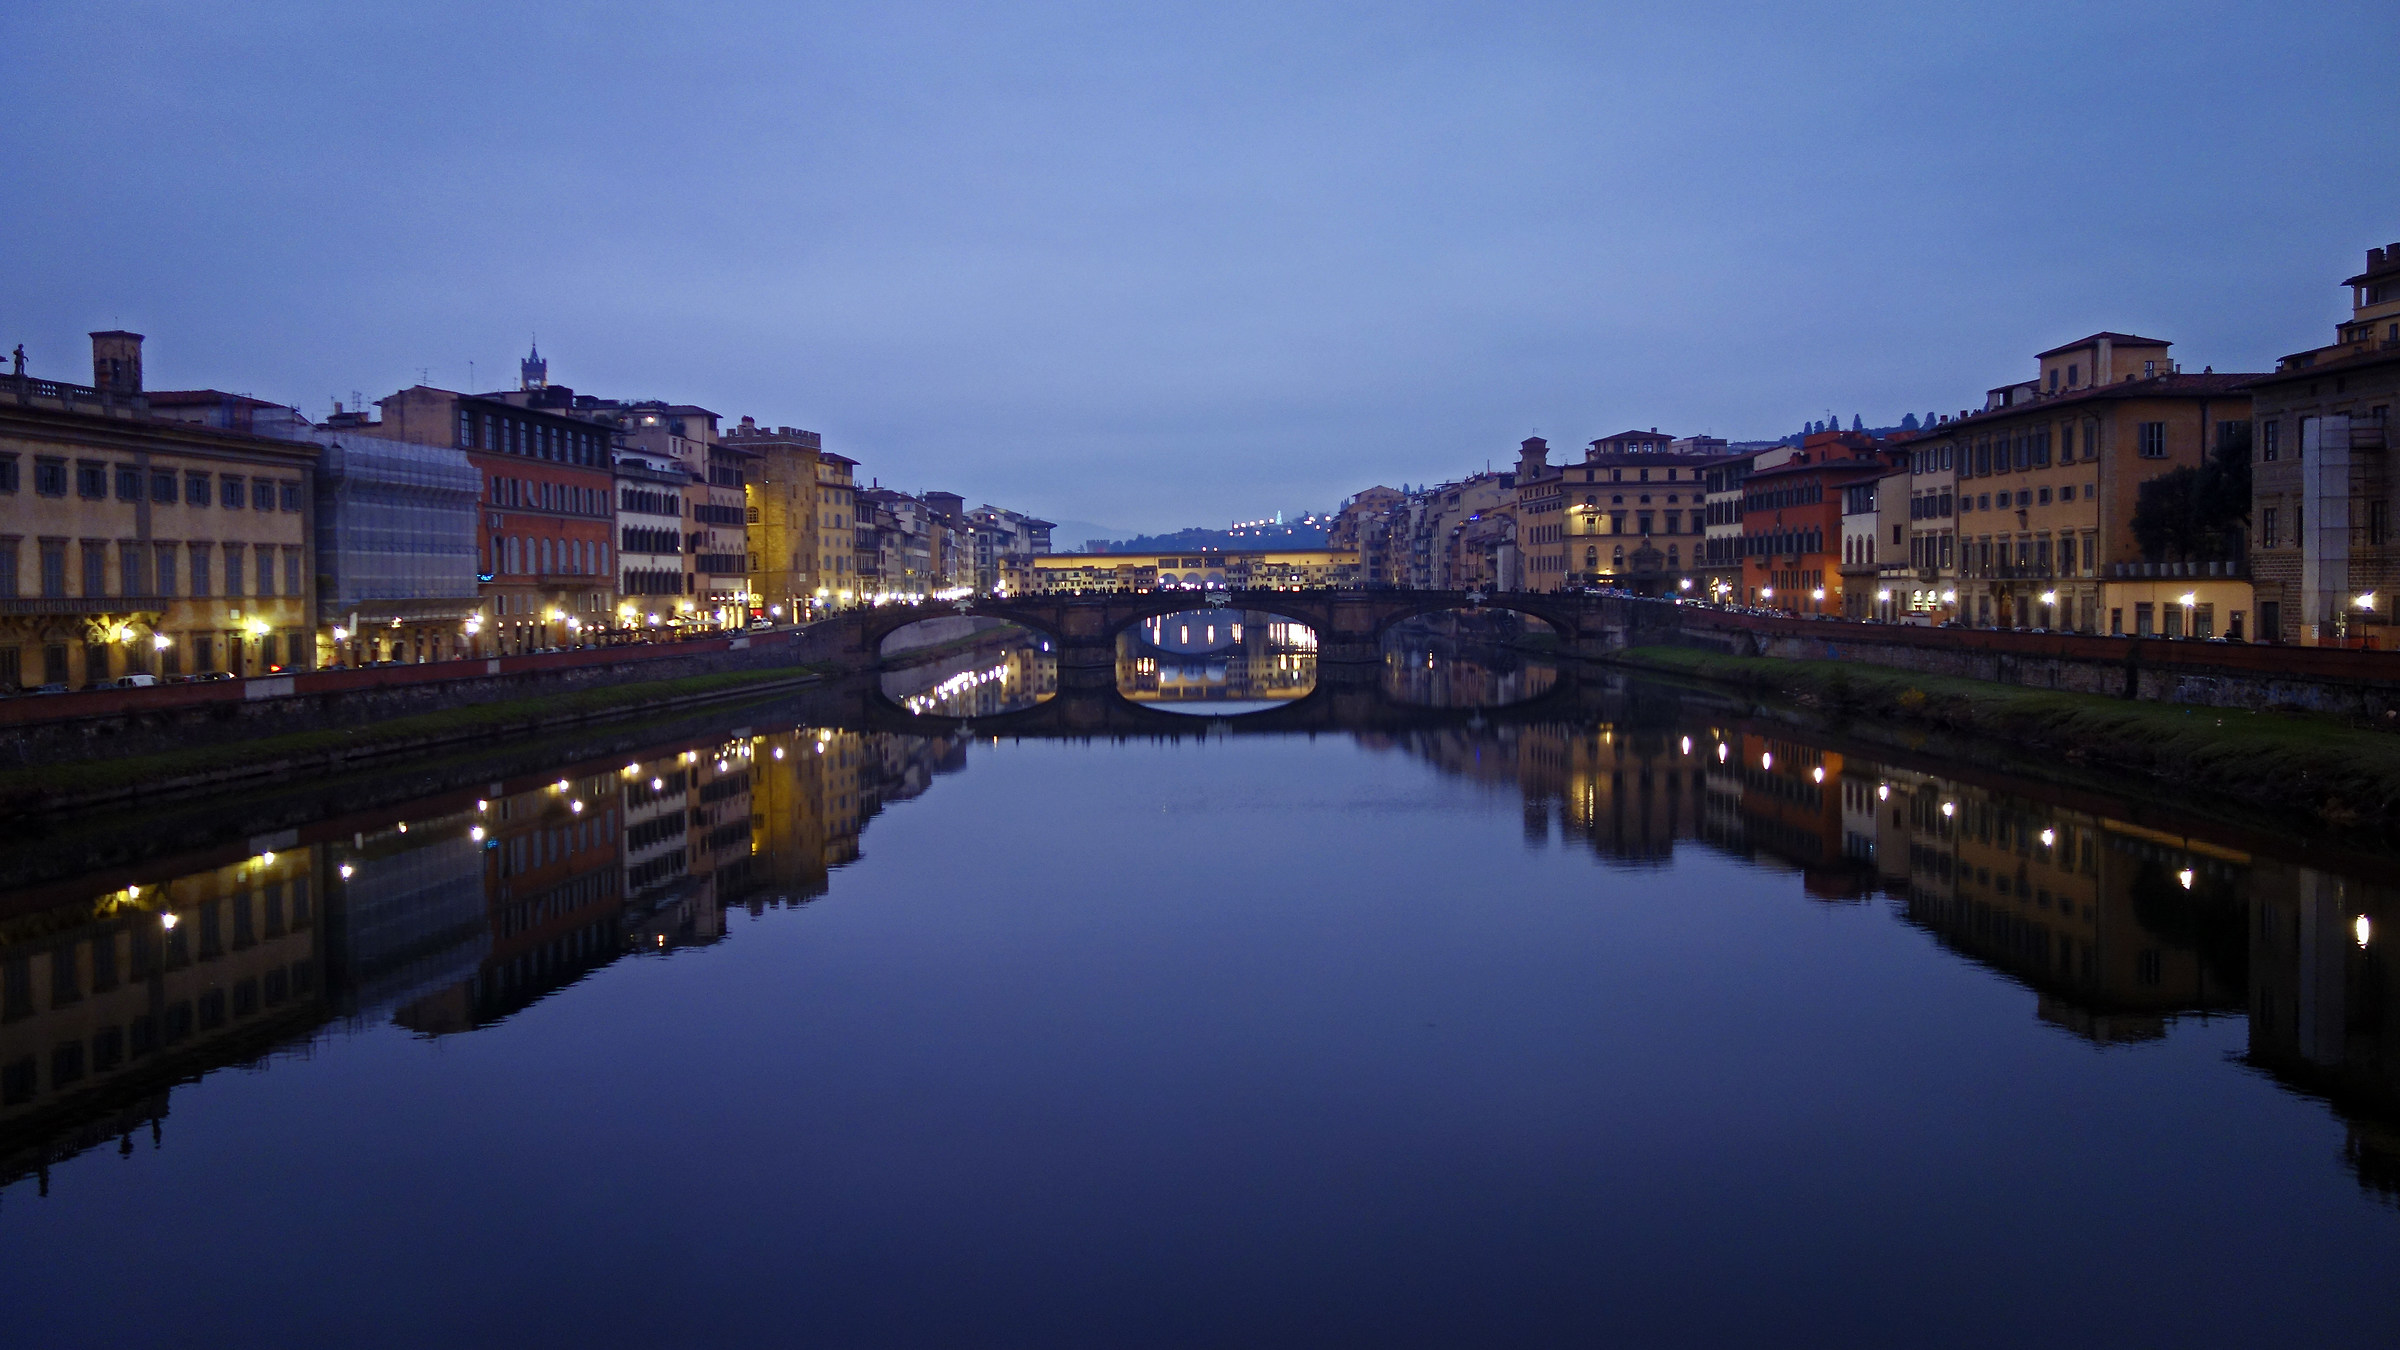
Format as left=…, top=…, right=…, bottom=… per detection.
left=315, top=438, right=483, bottom=606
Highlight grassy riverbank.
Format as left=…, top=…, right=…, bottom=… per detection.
left=1607, top=644, right=2400, bottom=830
left=0, top=664, right=838, bottom=812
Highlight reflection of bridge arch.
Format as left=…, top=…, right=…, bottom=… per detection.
left=852, top=658, right=1601, bottom=738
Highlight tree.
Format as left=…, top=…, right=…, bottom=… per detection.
left=2132, top=427, right=2252, bottom=561
left=1851, top=414, right=1864, bottom=431
left=1901, top=413, right=1921, bottom=430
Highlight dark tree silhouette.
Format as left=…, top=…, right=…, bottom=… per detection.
left=2132, top=426, right=2252, bottom=561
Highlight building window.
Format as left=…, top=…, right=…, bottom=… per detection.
left=252, top=480, right=274, bottom=511
left=155, top=543, right=177, bottom=596
left=256, top=548, right=275, bottom=597
left=0, top=539, right=15, bottom=598
left=189, top=544, right=211, bottom=597
left=119, top=541, right=148, bottom=597
left=81, top=542, right=107, bottom=597
left=2137, top=422, right=2167, bottom=458
left=186, top=471, right=210, bottom=504
left=34, top=458, right=66, bottom=497
left=220, top=476, right=244, bottom=508
left=115, top=465, right=142, bottom=501
left=223, top=544, right=243, bottom=597
left=150, top=470, right=175, bottom=502
left=0, top=456, right=15, bottom=494
left=2261, top=506, right=2279, bottom=548
left=457, top=409, right=472, bottom=447
left=279, top=481, right=300, bottom=512
left=77, top=461, right=107, bottom=498
left=283, top=548, right=301, bottom=595
left=2371, top=501, right=2391, bottom=548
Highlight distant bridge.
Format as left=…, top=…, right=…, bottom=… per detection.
left=822, top=588, right=1681, bottom=688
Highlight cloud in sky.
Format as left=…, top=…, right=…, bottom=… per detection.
left=4, top=0, right=2395, bottom=531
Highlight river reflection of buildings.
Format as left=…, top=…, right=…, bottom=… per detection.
left=1380, top=646, right=1558, bottom=709
left=884, top=644, right=1058, bottom=718
left=0, top=725, right=966, bottom=1194
left=1118, top=612, right=1315, bottom=708
left=1385, top=716, right=2400, bottom=1197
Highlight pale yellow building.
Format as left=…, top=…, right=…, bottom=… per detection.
left=1, top=333, right=319, bottom=688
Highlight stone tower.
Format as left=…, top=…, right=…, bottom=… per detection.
left=89, top=330, right=144, bottom=395
left=520, top=340, right=547, bottom=391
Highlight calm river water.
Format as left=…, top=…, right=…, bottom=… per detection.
left=1, top=648, right=2394, bottom=1347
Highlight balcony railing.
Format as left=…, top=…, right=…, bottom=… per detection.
left=1, top=373, right=151, bottom=416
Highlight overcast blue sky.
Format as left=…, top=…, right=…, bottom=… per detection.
left=5, top=1, right=2395, bottom=535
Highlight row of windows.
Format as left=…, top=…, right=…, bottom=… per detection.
left=2256, top=501, right=2390, bottom=548
left=1955, top=534, right=2099, bottom=577
left=0, top=960, right=320, bottom=1106
left=620, top=526, right=682, bottom=555
left=0, top=457, right=300, bottom=510
left=1737, top=527, right=1826, bottom=558
left=1962, top=484, right=2096, bottom=512
left=1747, top=482, right=1822, bottom=512
left=459, top=409, right=605, bottom=467
left=490, top=476, right=607, bottom=516
left=2258, top=410, right=2390, bottom=462
left=0, top=540, right=300, bottom=600
left=1, top=890, right=313, bottom=1025
left=487, top=535, right=610, bottom=577
left=619, top=487, right=684, bottom=516
left=619, top=568, right=690, bottom=596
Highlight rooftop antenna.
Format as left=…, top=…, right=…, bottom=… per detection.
left=468, top=360, right=476, bottom=391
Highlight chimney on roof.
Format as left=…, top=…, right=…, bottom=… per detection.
left=2374, top=247, right=2389, bottom=270
left=89, top=330, right=143, bottom=396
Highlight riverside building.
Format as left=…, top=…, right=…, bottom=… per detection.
left=1942, top=335, right=2254, bottom=635
left=0, top=332, right=318, bottom=687
left=340, top=382, right=615, bottom=654
left=2243, top=237, right=2400, bottom=646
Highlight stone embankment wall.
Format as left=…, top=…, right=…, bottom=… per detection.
left=0, top=625, right=852, bottom=765
left=1668, top=610, right=2400, bottom=719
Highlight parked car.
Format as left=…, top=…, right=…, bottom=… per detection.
left=108, top=673, right=159, bottom=689
left=749, top=617, right=774, bottom=630
left=32, top=682, right=69, bottom=695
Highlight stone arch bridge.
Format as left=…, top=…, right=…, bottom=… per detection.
left=828, top=588, right=1679, bottom=688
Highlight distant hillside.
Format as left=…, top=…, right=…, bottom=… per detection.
left=1089, top=522, right=1331, bottom=553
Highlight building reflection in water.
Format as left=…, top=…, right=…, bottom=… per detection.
left=883, top=642, right=1057, bottom=718
left=1379, top=611, right=1558, bottom=708
left=1, top=697, right=2394, bottom=1203
left=1374, top=714, right=2400, bottom=1199
left=0, top=723, right=967, bottom=1195
left=1118, top=609, right=1315, bottom=711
